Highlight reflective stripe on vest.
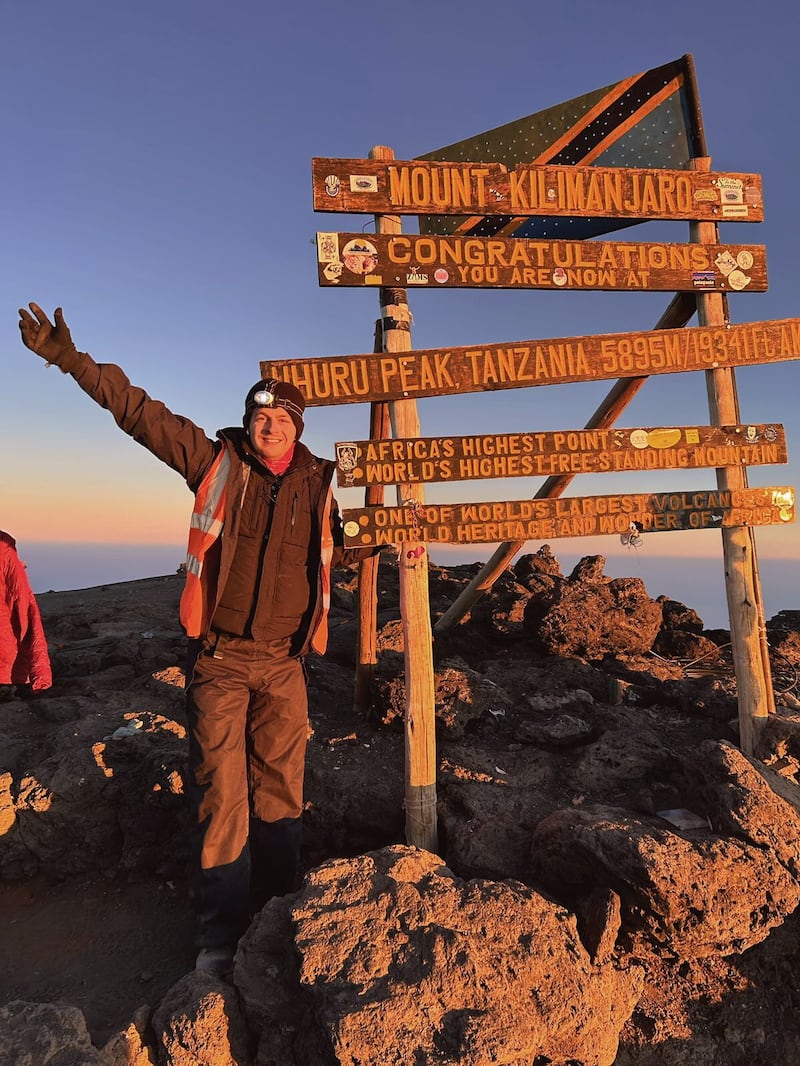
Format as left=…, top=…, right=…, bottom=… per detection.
left=310, top=486, right=335, bottom=654
left=179, top=449, right=230, bottom=637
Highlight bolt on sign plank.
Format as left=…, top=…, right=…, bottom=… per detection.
left=334, top=424, right=787, bottom=488
left=416, top=55, right=707, bottom=242
left=260, top=318, right=800, bottom=405
left=313, top=158, right=763, bottom=224
left=342, top=487, right=795, bottom=548
left=316, top=232, right=767, bottom=292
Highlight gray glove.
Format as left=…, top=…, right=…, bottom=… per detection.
left=18, top=303, right=82, bottom=373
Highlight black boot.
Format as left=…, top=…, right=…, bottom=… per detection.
left=249, top=815, right=302, bottom=914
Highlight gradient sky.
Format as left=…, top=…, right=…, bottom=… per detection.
left=2, top=1, right=798, bottom=604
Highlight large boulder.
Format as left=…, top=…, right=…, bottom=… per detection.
left=524, top=556, right=663, bottom=658
left=530, top=800, right=800, bottom=958
left=237, top=845, right=643, bottom=1066
left=151, top=971, right=250, bottom=1066
left=0, top=1000, right=107, bottom=1065
left=687, top=739, right=800, bottom=877
left=375, top=656, right=514, bottom=739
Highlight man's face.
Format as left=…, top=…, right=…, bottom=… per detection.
left=248, top=406, right=297, bottom=463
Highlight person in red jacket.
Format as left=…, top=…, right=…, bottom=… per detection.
left=0, top=530, right=52, bottom=697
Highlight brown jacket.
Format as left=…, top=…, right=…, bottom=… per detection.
left=67, top=352, right=368, bottom=654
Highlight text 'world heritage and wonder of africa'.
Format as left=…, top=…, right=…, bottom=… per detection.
left=341, top=488, right=796, bottom=547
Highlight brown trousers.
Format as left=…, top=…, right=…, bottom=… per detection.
left=186, top=634, right=308, bottom=946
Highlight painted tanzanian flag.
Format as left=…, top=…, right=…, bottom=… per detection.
left=417, top=55, right=705, bottom=241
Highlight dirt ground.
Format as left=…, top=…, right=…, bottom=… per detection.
left=0, top=873, right=195, bottom=1046
left=0, top=576, right=195, bottom=1046
left=2, top=567, right=800, bottom=1063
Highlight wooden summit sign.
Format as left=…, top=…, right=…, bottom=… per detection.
left=261, top=317, right=800, bottom=405
left=342, top=486, right=796, bottom=547
left=316, top=231, right=767, bottom=292
left=312, top=158, right=764, bottom=223
left=334, top=424, right=787, bottom=488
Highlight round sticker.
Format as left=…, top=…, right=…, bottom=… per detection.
left=344, top=521, right=360, bottom=538
left=434, top=268, right=449, bottom=284
left=736, top=250, right=754, bottom=270
left=630, top=430, right=649, bottom=449
left=341, top=239, right=378, bottom=275
left=552, top=268, right=567, bottom=287
left=727, top=269, right=750, bottom=291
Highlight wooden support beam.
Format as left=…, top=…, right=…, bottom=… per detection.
left=353, top=320, right=390, bottom=715
left=690, top=157, right=775, bottom=756
left=371, top=145, right=438, bottom=853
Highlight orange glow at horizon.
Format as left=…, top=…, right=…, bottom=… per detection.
left=7, top=475, right=190, bottom=545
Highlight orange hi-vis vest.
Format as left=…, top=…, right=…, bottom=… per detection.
left=180, top=449, right=230, bottom=638
left=180, top=447, right=336, bottom=651
left=311, top=488, right=334, bottom=654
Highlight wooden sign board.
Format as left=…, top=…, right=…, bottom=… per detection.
left=334, top=424, right=786, bottom=488
left=261, top=318, right=800, bottom=406
left=312, top=158, right=764, bottom=223
left=316, top=231, right=767, bottom=292
left=342, top=486, right=795, bottom=547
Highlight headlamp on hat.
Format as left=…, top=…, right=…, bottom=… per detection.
left=243, top=378, right=306, bottom=438
left=250, top=387, right=303, bottom=421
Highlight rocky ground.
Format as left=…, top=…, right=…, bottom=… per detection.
left=1, top=549, right=799, bottom=1064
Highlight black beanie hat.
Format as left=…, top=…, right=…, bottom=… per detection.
left=243, top=379, right=305, bottom=439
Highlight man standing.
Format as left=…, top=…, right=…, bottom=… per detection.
left=19, top=302, right=373, bottom=976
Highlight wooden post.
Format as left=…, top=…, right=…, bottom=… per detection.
left=353, top=322, right=390, bottom=715
left=434, top=292, right=697, bottom=633
left=370, top=145, right=438, bottom=852
left=690, top=157, right=774, bottom=756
